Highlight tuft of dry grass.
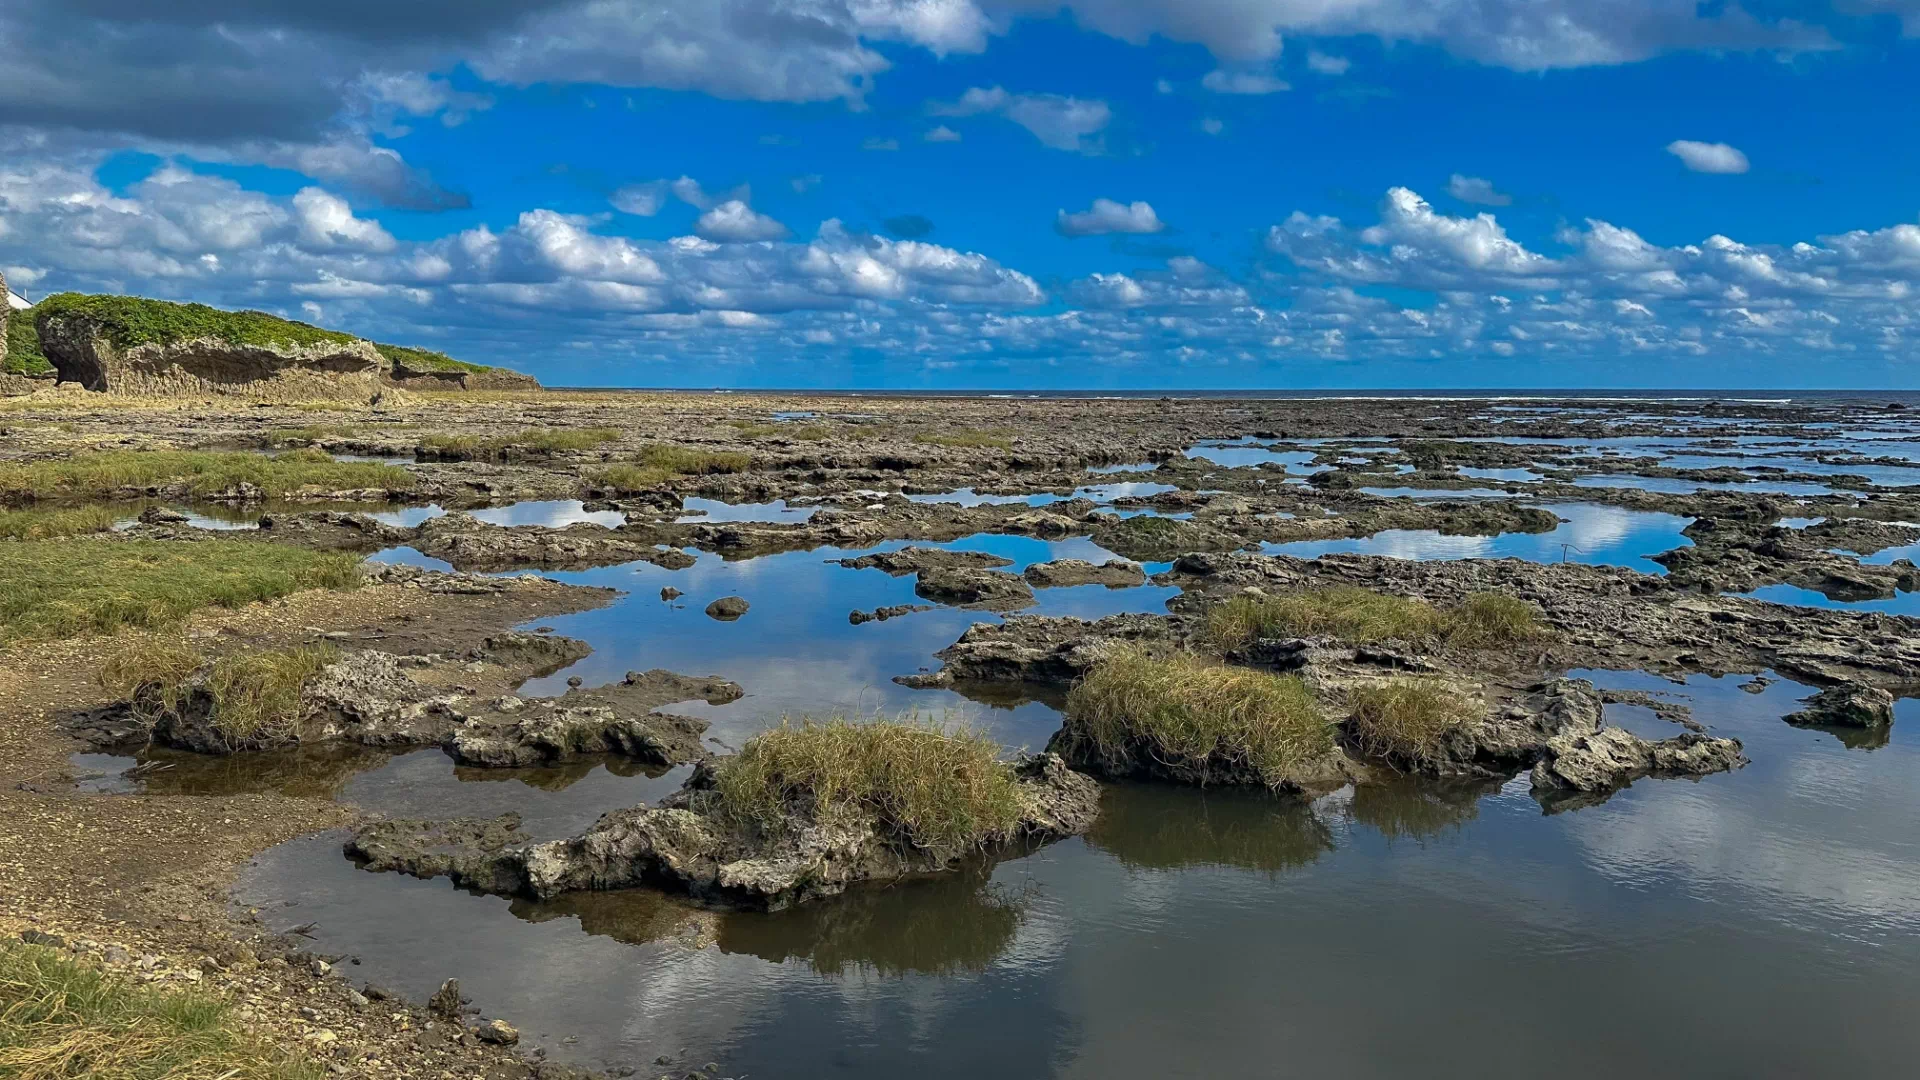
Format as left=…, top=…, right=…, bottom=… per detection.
left=1064, top=645, right=1334, bottom=790
left=1344, top=678, right=1478, bottom=769
left=587, top=463, right=673, bottom=493
left=0, top=942, right=325, bottom=1079
left=713, top=716, right=1027, bottom=856
left=1205, top=586, right=1545, bottom=650
left=1, top=540, right=362, bottom=641
left=637, top=444, right=751, bottom=475
left=101, top=639, right=338, bottom=748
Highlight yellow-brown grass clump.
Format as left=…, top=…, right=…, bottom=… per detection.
left=1344, top=677, right=1479, bottom=770
left=713, top=717, right=1027, bottom=856
left=101, top=638, right=339, bottom=748
left=1063, top=645, right=1335, bottom=790
left=1206, top=586, right=1544, bottom=650
left=0, top=941, right=324, bottom=1079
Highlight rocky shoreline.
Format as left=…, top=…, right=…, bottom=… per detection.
left=5, top=389, right=1919, bottom=1077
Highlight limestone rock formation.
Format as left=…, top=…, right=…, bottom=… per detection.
left=1784, top=682, right=1896, bottom=729
left=37, top=301, right=385, bottom=397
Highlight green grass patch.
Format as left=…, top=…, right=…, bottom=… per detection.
left=5, top=312, right=51, bottom=376
left=33, top=293, right=356, bottom=351
left=713, top=717, right=1027, bottom=856
left=0, top=449, right=410, bottom=503
left=789, top=424, right=830, bottom=441
left=1345, top=678, right=1478, bottom=768
left=914, top=429, right=1013, bottom=450
left=1, top=540, right=361, bottom=641
left=0, top=941, right=323, bottom=1080
left=638, top=444, right=751, bottom=475
left=373, top=342, right=489, bottom=375
left=1064, top=646, right=1334, bottom=790
left=1206, top=587, right=1545, bottom=650
left=103, top=638, right=338, bottom=748
left=420, top=427, right=620, bottom=455
left=0, top=505, right=118, bottom=540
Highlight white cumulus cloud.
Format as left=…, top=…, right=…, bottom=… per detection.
left=1056, top=199, right=1167, bottom=237
left=1667, top=140, right=1751, bottom=174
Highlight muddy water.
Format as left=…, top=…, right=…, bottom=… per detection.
left=235, top=673, right=1920, bottom=1078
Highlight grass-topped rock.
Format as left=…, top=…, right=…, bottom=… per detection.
left=29, top=293, right=538, bottom=396
left=375, top=343, right=539, bottom=391
left=87, top=631, right=737, bottom=764
left=1057, top=645, right=1348, bottom=792
left=347, top=717, right=1102, bottom=910
left=34, top=293, right=384, bottom=397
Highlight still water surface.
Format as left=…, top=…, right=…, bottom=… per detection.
left=235, top=672, right=1920, bottom=1078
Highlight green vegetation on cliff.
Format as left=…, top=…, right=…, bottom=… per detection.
left=33, top=293, right=357, bottom=351
left=1, top=540, right=361, bottom=640
left=373, top=342, right=490, bottom=375
left=4, top=312, right=52, bottom=376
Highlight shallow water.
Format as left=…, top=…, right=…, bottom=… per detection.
left=1737, top=583, right=1920, bottom=618
left=371, top=500, right=625, bottom=529
left=502, top=534, right=1175, bottom=751
left=235, top=671, right=1920, bottom=1077
left=1260, top=502, right=1692, bottom=574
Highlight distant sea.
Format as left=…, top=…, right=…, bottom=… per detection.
left=559, top=387, right=1920, bottom=404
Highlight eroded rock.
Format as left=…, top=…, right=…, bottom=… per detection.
left=1784, top=683, right=1896, bottom=729
left=1023, top=558, right=1148, bottom=589
left=346, top=753, right=1100, bottom=910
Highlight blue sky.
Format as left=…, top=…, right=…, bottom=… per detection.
left=2, top=2, right=1918, bottom=389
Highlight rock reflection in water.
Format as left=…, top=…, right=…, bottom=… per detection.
left=1087, top=784, right=1334, bottom=874
left=714, top=865, right=1027, bottom=977
left=73, top=744, right=391, bottom=798
left=1343, top=777, right=1496, bottom=844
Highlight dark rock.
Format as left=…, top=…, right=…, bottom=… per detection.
left=836, top=547, right=1013, bottom=575
left=661, top=587, right=683, bottom=601
left=935, top=613, right=1177, bottom=683
left=849, top=604, right=931, bottom=624
left=19, top=929, right=65, bottom=948
left=705, top=596, right=750, bottom=620
left=428, top=978, right=462, bottom=1018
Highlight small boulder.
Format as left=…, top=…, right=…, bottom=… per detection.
left=1785, top=683, right=1895, bottom=729
left=705, top=596, right=750, bottom=620
left=428, top=978, right=462, bottom=1018
left=474, top=1019, right=520, bottom=1046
